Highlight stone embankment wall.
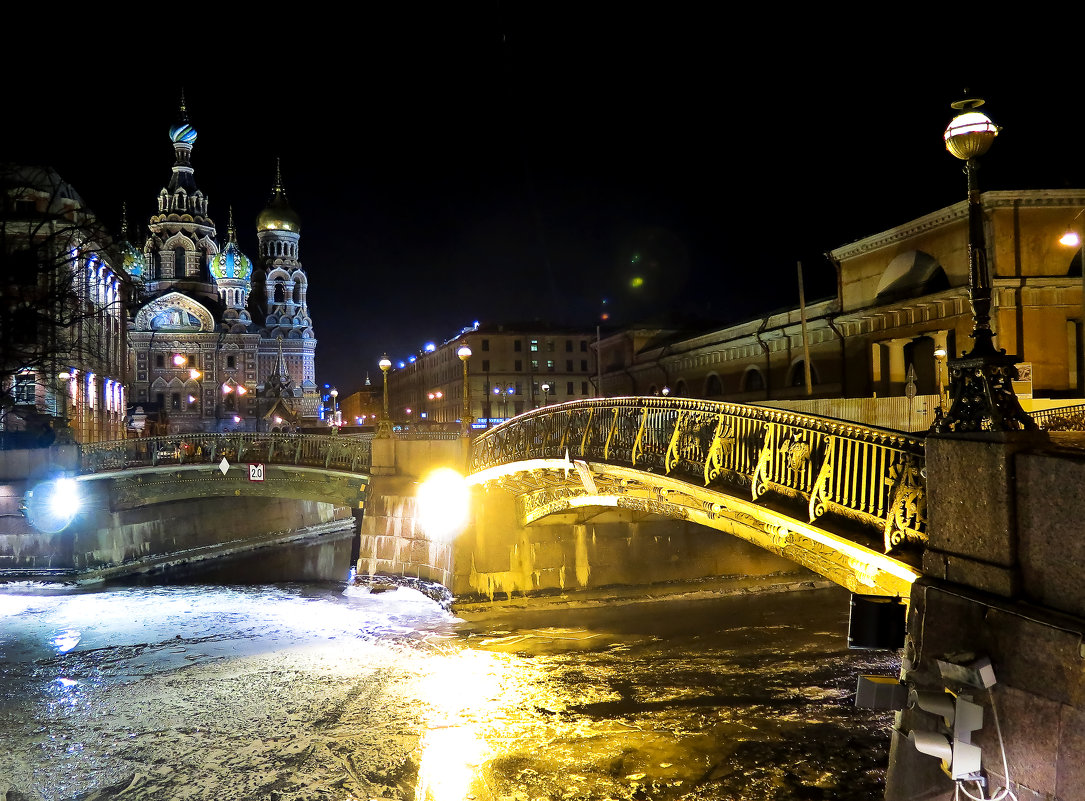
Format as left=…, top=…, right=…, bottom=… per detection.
left=887, top=432, right=1085, bottom=801
left=0, top=447, right=356, bottom=582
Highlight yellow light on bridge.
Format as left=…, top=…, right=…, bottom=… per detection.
left=417, top=468, right=470, bottom=541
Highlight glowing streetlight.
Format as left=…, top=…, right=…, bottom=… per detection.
left=541, top=382, right=550, bottom=407
left=377, top=355, right=393, bottom=438
left=457, top=342, right=472, bottom=437
left=932, top=97, right=1034, bottom=433
left=173, top=353, right=187, bottom=367
left=1058, top=209, right=1085, bottom=388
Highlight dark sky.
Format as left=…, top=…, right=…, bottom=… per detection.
left=4, top=11, right=1083, bottom=394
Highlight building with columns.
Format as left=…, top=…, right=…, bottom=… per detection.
left=596, top=189, right=1085, bottom=418
left=124, top=105, right=319, bottom=433
left=0, top=165, right=129, bottom=444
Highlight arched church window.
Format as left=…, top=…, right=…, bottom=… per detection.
left=274, top=281, right=285, bottom=303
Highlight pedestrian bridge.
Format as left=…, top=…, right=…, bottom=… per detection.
left=78, top=432, right=372, bottom=508
left=466, top=398, right=928, bottom=598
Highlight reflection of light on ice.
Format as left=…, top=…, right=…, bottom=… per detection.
left=413, top=649, right=523, bottom=801
left=52, top=629, right=81, bottom=653
left=415, top=725, right=489, bottom=801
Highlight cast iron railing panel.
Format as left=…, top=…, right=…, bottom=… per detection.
left=80, top=433, right=372, bottom=475
left=470, top=398, right=927, bottom=554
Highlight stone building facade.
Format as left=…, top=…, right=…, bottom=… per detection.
left=385, top=323, right=598, bottom=429
left=597, top=190, right=1085, bottom=412
left=0, top=165, right=129, bottom=444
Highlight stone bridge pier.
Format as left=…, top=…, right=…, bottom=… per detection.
left=887, top=431, right=1085, bottom=801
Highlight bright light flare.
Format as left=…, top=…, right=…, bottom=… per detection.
left=1060, top=230, right=1081, bottom=248
left=417, top=468, right=470, bottom=541
left=25, top=477, right=82, bottom=534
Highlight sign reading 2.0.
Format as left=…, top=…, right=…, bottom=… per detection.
left=248, top=463, right=265, bottom=482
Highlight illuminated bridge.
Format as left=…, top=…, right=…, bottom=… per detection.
left=78, top=432, right=371, bottom=507
left=466, top=398, right=928, bottom=598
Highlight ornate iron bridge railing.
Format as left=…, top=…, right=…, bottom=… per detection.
left=79, top=433, right=372, bottom=474
left=469, top=398, right=927, bottom=555
left=1030, top=403, right=1085, bottom=431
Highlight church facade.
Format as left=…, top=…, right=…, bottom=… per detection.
left=123, top=104, right=319, bottom=434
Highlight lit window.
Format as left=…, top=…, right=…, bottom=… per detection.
left=530, top=340, right=538, bottom=352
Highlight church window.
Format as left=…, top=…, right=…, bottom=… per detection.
left=171, top=392, right=181, bottom=410
left=155, top=354, right=165, bottom=369
left=274, top=281, right=285, bottom=303
left=227, top=355, right=236, bottom=369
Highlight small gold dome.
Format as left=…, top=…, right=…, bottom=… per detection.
left=256, top=188, right=301, bottom=233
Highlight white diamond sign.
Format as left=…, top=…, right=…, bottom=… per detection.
left=219, top=457, right=230, bottom=475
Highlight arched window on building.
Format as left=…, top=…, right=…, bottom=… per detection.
left=704, top=373, right=723, bottom=398
left=788, top=360, right=819, bottom=387
left=743, top=368, right=765, bottom=393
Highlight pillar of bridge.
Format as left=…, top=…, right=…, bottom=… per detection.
left=885, top=429, right=1085, bottom=801
left=370, top=437, right=396, bottom=475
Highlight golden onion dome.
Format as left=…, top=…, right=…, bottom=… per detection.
left=256, top=162, right=301, bottom=233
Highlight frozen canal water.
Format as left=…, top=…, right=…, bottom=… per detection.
left=0, top=578, right=898, bottom=801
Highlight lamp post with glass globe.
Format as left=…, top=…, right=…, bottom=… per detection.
left=932, top=97, right=1035, bottom=433
left=457, top=343, right=472, bottom=437
left=541, top=382, right=550, bottom=407
left=376, top=355, right=393, bottom=438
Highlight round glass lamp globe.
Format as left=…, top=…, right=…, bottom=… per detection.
left=944, top=111, right=998, bottom=160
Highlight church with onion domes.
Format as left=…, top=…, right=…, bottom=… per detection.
left=122, top=100, right=319, bottom=433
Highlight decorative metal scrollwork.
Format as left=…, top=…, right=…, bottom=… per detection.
left=808, top=440, right=835, bottom=522
left=703, top=414, right=735, bottom=486
left=883, top=455, right=927, bottom=553
left=783, top=434, right=811, bottom=473
left=751, top=423, right=776, bottom=501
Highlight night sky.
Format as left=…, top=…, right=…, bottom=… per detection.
left=3, top=12, right=1083, bottom=395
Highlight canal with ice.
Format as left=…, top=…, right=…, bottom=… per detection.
left=0, top=578, right=897, bottom=800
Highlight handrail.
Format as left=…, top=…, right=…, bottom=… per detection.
left=1030, top=403, right=1085, bottom=431
left=79, top=432, right=372, bottom=475
left=470, top=397, right=927, bottom=555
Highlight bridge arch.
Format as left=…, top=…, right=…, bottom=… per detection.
left=466, top=397, right=925, bottom=597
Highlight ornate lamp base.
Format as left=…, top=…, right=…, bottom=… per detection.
left=932, top=349, right=1036, bottom=434
left=375, top=419, right=394, bottom=439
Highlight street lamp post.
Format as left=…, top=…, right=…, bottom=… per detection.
left=505, top=384, right=515, bottom=419
left=1058, top=212, right=1085, bottom=391
left=330, top=388, right=339, bottom=428
left=541, top=382, right=550, bottom=407
left=457, top=343, right=472, bottom=437
left=932, top=97, right=1035, bottom=434
left=377, top=355, right=393, bottom=438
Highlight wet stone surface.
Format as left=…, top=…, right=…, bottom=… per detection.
left=0, top=579, right=897, bottom=800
